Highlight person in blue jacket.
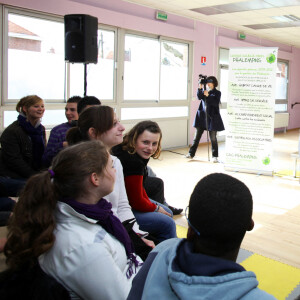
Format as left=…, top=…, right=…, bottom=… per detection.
left=127, top=173, right=276, bottom=300
left=186, top=76, right=224, bottom=162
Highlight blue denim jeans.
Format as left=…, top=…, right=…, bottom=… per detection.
left=132, top=200, right=177, bottom=242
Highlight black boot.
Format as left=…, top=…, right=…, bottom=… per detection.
left=168, top=206, right=183, bottom=215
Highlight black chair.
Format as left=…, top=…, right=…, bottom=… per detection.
left=0, top=263, right=71, bottom=300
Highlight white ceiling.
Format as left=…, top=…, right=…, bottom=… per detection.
left=123, top=0, right=300, bottom=48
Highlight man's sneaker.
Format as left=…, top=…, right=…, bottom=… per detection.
left=212, top=157, right=219, bottom=163
left=185, top=153, right=194, bottom=159
left=168, top=206, right=183, bottom=215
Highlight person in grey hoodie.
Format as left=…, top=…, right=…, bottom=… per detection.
left=127, top=173, right=276, bottom=300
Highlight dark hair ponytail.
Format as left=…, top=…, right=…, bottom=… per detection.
left=4, top=171, right=56, bottom=270
left=4, top=140, right=108, bottom=271
left=66, top=127, right=88, bottom=146
left=66, top=106, right=114, bottom=146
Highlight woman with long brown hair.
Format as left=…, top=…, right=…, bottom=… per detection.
left=67, top=105, right=155, bottom=259
left=3, top=141, right=142, bottom=300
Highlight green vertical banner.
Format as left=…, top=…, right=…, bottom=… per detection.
left=225, top=47, right=278, bottom=175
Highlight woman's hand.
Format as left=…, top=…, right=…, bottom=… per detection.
left=141, top=238, right=155, bottom=249
left=158, top=206, right=172, bottom=217
left=204, top=90, right=209, bottom=97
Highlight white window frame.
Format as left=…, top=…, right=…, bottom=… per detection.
left=114, top=29, right=192, bottom=124
left=120, top=30, right=192, bottom=104
left=2, top=7, right=66, bottom=105
left=0, top=7, right=193, bottom=138
left=67, top=24, right=118, bottom=103
left=275, top=59, right=289, bottom=112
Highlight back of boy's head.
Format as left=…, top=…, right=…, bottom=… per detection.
left=67, top=95, right=82, bottom=104
left=77, top=96, right=101, bottom=114
left=188, top=173, right=253, bottom=255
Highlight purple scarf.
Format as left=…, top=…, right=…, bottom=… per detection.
left=63, top=197, right=142, bottom=278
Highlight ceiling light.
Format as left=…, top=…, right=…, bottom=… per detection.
left=272, top=15, right=300, bottom=22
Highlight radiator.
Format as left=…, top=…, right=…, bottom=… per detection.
left=274, top=112, right=289, bottom=130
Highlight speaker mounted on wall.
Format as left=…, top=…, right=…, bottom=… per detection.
left=64, top=14, right=98, bottom=64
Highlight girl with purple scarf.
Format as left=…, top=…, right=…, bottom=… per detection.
left=4, top=141, right=142, bottom=300
left=0, top=95, right=46, bottom=180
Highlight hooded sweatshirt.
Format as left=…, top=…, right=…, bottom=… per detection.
left=127, top=238, right=276, bottom=300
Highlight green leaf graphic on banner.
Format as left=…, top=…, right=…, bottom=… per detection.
left=266, top=53, right=276, bottom=64
left=262, top=157, right=271, bottom=165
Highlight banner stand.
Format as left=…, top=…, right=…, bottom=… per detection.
left=224, top=167, right=273, bottom=177
left=225, top=47, right=278, bottom=176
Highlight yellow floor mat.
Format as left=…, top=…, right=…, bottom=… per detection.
left=274, top=170, right=300, bottom=177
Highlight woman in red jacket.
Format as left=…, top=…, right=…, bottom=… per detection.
left=112, top=121, right=176, bottom=242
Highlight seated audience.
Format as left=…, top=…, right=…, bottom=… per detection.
left=127, top=173, right=276, bottom=300
left=0, top=95, right=46, bottom=179
left=3, top=141, right=142, bottom=300
left=77, top=95, right=101, bottom=115
left=112, top=121, right=177, bottom=242
left=67, top=106, right=155, bottom=260
left=42, top=96, right=81, bottom=167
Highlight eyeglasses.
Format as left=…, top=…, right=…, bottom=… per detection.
left=185, top=206, right=200, bottom=237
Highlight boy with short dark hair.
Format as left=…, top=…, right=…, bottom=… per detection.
left=42, top=96, right=81, bottom=167
left=127, top=173, right=276, bottom=300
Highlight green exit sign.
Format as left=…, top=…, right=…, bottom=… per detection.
left=238, top=32, right=246, bottom=40
left=156, top=11, right=167, bottom=21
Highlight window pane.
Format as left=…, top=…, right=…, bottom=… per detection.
left=3, top=109, right=66, bottom=128
left=124, top=35, right=159, bottom=100
left=160, top=41, right=188, bottom=100
left=219, top=67, right=228, bottom=104
left=121, top=106, right=188, bottom=120
left=219, top=48, right=229, bottom=65
left=275, top=61, right=288, bottom=100
left=8, top=14, right=65, bottom=101
left=275, top=104, right=287, bottom=112
left=70, top=29, right=115, bottom=99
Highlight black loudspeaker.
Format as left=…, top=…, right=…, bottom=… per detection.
left=64, top=14, right=98, bottom=63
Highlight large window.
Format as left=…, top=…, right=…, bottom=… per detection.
left=70, top=28, right=115, bottom=100
left=1, top=7, right=191, bottom=131
left=160, top=40, right=189, bottom=100
left=218, top=48, right=289, bottom=112
left=218, top=48, right=229, bottom=107
left=124, top=35, right=160, bottom=100
left=6, top=12, right=65, bottom=102
left=124, top=34, right=189, bottom=101
left=3, top=9, right=116, bottom=104
left=275, top=60, right=289, bottom=111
